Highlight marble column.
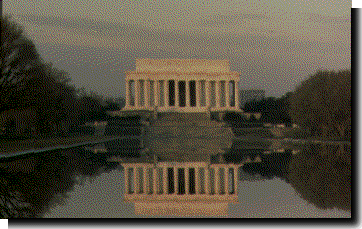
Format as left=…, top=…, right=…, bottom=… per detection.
left=142, top=168, right=146, bottom=193
left=139, top=81, right=144, bottom=108
left=153, top=168, right=157, bottom=195
left=137, top=167, right=141, bottom=193
left=134, top=167, right=139, bottom=193
left=158, top=80, right=165, bottom=107
left=206, top=81, right=210, bottom=108
left=163, top=167, right=167, bottom=194
left=142, top=80, right=145, bottom=108
left=215, top=167, right=220, bottom=195
left=195, top=168, right=199, bottom=194
left=235, top=81, right=239, bottom=110
left=216, top=81, right=220, bottom=109
left=205, top=168, right=210, bottom=194
left=233, top=167, right=238, bottom=194
left=222, top=168, right=226, bottom=194
left=226, top=81, right=230, bottom=109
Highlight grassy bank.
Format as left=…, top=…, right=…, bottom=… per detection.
left=0, top=134, right=119, bottom=156
left=282, top=127, right=351, bottom=143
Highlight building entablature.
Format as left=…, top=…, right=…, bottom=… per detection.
left=125, top=71, right=240, bottom=81
left=135, top=58, right=232, bottom=73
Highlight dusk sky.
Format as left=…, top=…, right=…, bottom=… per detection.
left=4, top=0, right=351, bottom=98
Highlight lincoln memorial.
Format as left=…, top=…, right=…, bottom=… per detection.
left=120, top=156, right=241, bottom=216
left=122, top=59, right=241, bottom=113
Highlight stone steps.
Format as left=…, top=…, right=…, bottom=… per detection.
left=145, top=112, right=234, bottom=155
left=152, top=121, right=223, bottom=127
left=153, top=113, right=221, bottom=127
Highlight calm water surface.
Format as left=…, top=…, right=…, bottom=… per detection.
left=0, top=138, right=351, bottom=218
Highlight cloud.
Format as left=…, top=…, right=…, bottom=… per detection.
left=196, top=12, right=268, bottom=28
left=7, top=11, right=350, bottom=98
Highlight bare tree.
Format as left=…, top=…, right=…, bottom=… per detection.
left=1, top=15, right=42, bottom=111
left=0, top=15, right=110, bottom=136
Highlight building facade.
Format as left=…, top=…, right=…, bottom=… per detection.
left=123, top=59, right=241, bottom=113
left=120, top=156, right=241, bottom=217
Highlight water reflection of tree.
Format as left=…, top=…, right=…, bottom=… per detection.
left=223, top=146, right=292, bottom=182
left=104, top=138, right=142, bottom=157
left=241, top=151, right=292, bottom=181
left=0, top=175, right=34, bottom=218
left=288, top=144, right=351, bottom=211
left=0, top=148, right=107, bottom=218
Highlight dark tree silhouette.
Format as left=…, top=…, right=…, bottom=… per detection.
left=289, top=70, right=351, bottom=140
left=0, top=15, right=42, bottom=112
left=0, top=15, right=112, bottom=137
left=243, top=95, right=292, bottom=124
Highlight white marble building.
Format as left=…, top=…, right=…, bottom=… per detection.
left=122, top=59, right=241, bottom=113
left=121, top=158, right=241, bottom=217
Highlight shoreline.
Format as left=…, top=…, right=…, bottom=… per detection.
left=229, top=126, right=351, bottom=145
left=1, top=124, right=350, bottom=161
left=0, top=135, right=127, bottom=161
left=233, top=136, right=351, bottom=145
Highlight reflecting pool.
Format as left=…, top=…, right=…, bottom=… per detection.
left=0, top=137, right=351, bottom=218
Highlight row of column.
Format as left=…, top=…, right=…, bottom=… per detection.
left=125, top=79, right=239, bottom=110
left=124, top=166, right=238, bottom=195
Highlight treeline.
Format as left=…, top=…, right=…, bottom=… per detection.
left=289, top=69, right=351, bottom=141
left=0, top=15, right=124, bottom=137
left=243, top=93, right=292, bottom=125
left=242, top=69, right=351, bottom=141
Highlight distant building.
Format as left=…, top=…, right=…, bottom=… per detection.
left=119, top=154, right=242, bottom=217
left=122, top=58, right=241, bottom=113
left=239, top=89, right=265, bottom=107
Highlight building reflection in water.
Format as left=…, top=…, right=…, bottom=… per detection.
left=0, top=136, right=351, bottom=218
left=118, top=154, right=242, bottom=217
left=79, top=137, right=352, bottom=216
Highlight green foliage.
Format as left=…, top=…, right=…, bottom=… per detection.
left=289, top=69, right=351, bottom=141
left=1, top=15, right=42, bottom=112
left=223, top=111, right=247, bottom=123
left=243, top=95, right=292, bottom=124
left=0, top=14, right=111, bottom=137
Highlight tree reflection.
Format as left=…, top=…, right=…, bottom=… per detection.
left=241, top=151, right=292, bottom=181
left=288, top=144, right=351, bottom=211
left=0, top=147, right=108, bottom=218
left=0, top=176, right=34, bottom=218
left=103, top=138, right=142, bottom=157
